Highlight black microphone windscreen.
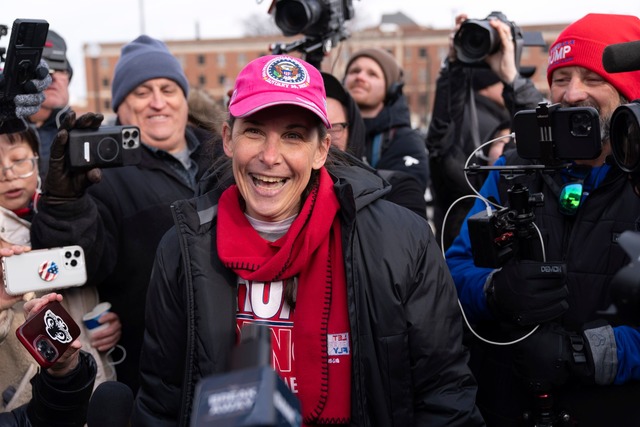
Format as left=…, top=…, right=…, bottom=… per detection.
left=86, top=381, right=134, bottom=427
left=603, top=40, right=640, bottom=73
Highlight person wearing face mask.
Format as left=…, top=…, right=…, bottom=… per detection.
left=446, top=13, right=640, bottom=426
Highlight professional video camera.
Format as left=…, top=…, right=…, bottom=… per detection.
left=602, top=41, right=640, bottom=324
left=453, top=11, right=545, bottom=75
left=466, top=102, right=602, bottom=268
left=269, top=0, right=354, bottom=69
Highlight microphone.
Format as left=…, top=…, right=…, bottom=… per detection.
left=602, top=40, right=640, bottom=73
left=190, top=324, right=301, bottom=427
left=86, top=381, right=134, bottom=427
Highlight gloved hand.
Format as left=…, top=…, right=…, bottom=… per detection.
left=485, top=259, right=568, bottom=325
left=0, top=59, right=52, bottom=119
left=513, top=322, right=595, bottom=392
left=42, top=111, right=104, bottom=204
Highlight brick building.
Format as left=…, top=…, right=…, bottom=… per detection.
left=78, top=18, right=568, bottom=129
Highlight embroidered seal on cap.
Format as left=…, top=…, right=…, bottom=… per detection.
left=262, top=57, right=310, bottom=88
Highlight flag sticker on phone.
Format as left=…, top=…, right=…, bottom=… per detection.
left=38, top=260, right=59, bottom=282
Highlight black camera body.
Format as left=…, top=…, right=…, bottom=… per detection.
left=68, top=125, right=141, bottom=170
left=271, top=0, right=353, bottom=69
left=273, top=0, right=353, bottom=38
left=513, top=103, right=602, bottom=161
left=454, top=11, right=523, bottom=66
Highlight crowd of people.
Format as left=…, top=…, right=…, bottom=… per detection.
left=0, top=9, right=638, bottom=427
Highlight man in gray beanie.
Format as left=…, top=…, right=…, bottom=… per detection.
left=30, top=34, right=216, bottom=394
left=343, top=48, right=429, bottom=200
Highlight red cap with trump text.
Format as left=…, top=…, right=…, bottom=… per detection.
left=547, top=13, right=640, bottom=101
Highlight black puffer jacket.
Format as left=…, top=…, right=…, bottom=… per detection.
left=132, top=163, right=484, bottom=427
left=363, top=94, right=430, bottom=191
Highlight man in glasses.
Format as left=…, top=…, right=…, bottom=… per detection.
left=446, top=13, right=640, bottom=426
left=28, top=29, right=73, bottom=179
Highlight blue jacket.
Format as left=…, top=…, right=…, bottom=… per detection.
left=446, top=154, right=640, bottom=385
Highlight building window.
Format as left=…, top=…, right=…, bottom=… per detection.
left=237, top=53, right=246, bottom=66
left=217, top=53, right=226, bottom=67
left=198, top=54, right=206, bottom=65
left=419, top=48, right=427, bottom=58
left=102, top=78, right=109, bottom=88
left=104, top=99, right=111, bottom=110
left=219, top=74, right=227, bottom=85
left=198, top=75, right=206, bottom=86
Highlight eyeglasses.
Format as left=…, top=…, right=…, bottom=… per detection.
left=0, top=157, right=39, bottom=181
left=328, top=122, right=349, bottom=138
left=558, top=182, right=583, bottom=216
left=48, top=69, right=70, bottom=78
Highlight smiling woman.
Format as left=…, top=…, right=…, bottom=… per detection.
left=133, top=54, right=484, bottom=426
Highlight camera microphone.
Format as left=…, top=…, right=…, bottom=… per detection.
left=86, top=381, right=134, bottom=427
left=190, top=324, right=301, bottom=427
left=602, top=40, right=640, bottom=73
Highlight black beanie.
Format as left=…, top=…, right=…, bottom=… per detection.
left=111, top=35, right=189, bottom=112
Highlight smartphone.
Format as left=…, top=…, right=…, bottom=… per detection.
left=67, top=126, right=142, bottom=170
left=16, top=300, right=80, bottom=368
left=513, top=105, right=602, bottom=160
left=1, top=19, right=49, bottom=99
left=2, top=246, right=87, bottom=296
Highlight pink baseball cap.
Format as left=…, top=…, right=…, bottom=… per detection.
left=228, top=55, right=330, bottom=128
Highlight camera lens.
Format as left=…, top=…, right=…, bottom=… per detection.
left=97, top=137, right=119, bottom=162
left=65, top=251, right=72, bottom=258
left=275, top=0, right=323, bottom=37
left=70, top=259, right=78, bottom=267
left=569, top=112, right=593, bottom=137
left=454, top=20, right=501, bottom=63
left=132, top=130, right=139, bottom=138
left=74, top=250, right=81, bottom=257
left=123, top=130, right=131, bottom=139
left=36, top=339, right=57, bottom=361
left=611, top=103, right=640, bottom=173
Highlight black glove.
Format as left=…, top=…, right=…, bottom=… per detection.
left=42, top=111, right=104, bottom=204
left=0, top=59, right=51, bottom=120
left=513, top=322, right=594, bottom=392
left=485, top=259, right=568, bottom=325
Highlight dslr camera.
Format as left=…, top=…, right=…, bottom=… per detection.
left=273, top=0, right=353, bottom=39
left=453, top=11, right=523, bottom=65
left=68, top=125, right=141, bottom=170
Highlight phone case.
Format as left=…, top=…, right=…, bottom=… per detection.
left=16, top=300, right=81, bottom=368
left=2, top=19, right=49, bottom=98
left=2, top=246, right=87, bottom=296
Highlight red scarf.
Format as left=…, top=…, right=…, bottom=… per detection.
left=217, top=167, right=351, bottom=425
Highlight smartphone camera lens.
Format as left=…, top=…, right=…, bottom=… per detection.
left=74, top=250, right=81, bottom=258
left=570, top=112, right=593, bottom=137
left=36, top=339, right=57, bottom=362
left=65, top=251, right=72, bottom=258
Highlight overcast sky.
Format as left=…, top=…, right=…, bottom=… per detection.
left=2, top=0, right=637, bottom=104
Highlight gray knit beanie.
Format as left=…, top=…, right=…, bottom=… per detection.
left=111, top=35, right=189, bottom=112
left=345, top=48, right=403, bottom=101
